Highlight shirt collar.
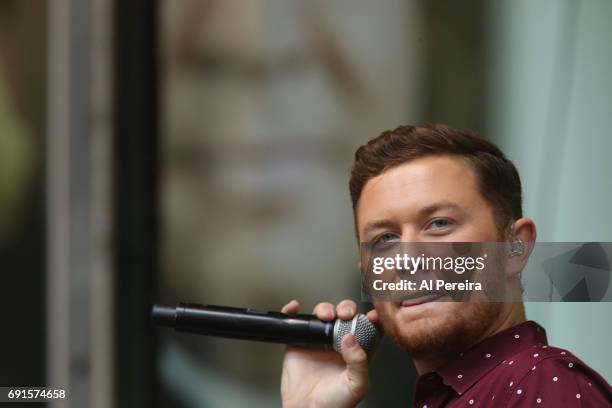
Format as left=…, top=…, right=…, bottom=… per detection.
left=434, top=321, right=548, bottom=395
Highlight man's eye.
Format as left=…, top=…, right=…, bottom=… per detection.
left=428, top=219, right=451, bottom=230
left=375, top=233, right=399, bottom=244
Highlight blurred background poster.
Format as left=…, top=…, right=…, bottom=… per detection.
left=0, top=0, right=610, bottom=407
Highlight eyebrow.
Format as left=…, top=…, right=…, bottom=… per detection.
left=362, top=220, right=397, bottom=238
left=416, top=201, right=463, bottom=219
left=361, top=201, right=464, bottom=239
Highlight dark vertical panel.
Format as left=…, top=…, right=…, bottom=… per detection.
left=0, top=182, right=47, bottom=385
left=113, top=0, right=159, bottom=406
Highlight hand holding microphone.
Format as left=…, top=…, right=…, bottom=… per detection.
left=151, top=299, right=381, bottom=408
left=280, top=299, right=380, bottom=408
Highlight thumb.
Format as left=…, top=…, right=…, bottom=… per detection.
left=340, top=333, right=369, bottom=399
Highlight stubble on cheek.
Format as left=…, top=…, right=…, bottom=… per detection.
left=378, top=301, right=502, bottom=358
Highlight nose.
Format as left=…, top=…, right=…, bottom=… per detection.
left=400, top=228, right=421, bottom=243
left=399, top=229, right=424, bottom=267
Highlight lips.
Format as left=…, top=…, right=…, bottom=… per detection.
left=400, top=292, right=445, bottom=307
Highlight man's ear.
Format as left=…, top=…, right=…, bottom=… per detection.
left=357, top=261, right=362, bottom=273
left=505, top=217, right=537, bottom=278
left=513, top=217, right=537, bottom=246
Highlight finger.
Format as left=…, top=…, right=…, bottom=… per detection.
left=336, top=299, right=357, bottom=320
left=313, top=302, right=335, bottom=320
left=340, top=334, right=369, bottom=399
left=281, top=300, right=300, bottom=314
left=366, top=309, right=381, bottom=327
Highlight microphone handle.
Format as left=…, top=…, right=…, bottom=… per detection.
left=154, top=303, right=335, bottom=349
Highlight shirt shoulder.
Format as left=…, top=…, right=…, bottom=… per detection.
left=501, top=345, right=612, bottom=407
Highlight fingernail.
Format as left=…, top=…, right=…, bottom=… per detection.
left=344, top=334, right=356, bottom=348
left=340, top=307, right=351, bottom=315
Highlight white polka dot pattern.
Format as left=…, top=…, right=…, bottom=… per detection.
left=413, top=322, right=612, bottom=408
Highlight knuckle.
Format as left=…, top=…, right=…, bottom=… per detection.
left=336, top=300, right=357, bottom=317
left=313, top=302, right=334, bottom=317
left=338, top=299, right=356, bottom=309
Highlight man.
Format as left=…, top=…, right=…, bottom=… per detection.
left=279, top=125, right=612, bottom=407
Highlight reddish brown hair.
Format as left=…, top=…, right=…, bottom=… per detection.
left=350, top=124, right=523, bottom=233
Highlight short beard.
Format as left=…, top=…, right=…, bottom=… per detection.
left=385, top=302, right=502, bottom=358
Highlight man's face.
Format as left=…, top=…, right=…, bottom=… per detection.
left=356, top=155, right=504, bottom=357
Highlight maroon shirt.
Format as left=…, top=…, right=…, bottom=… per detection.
left=413, top=321, right=612, bottom=407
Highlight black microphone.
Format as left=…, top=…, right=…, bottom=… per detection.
left=151, top=303, right=378, bottom=353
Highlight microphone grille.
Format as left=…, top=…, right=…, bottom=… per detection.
left=333, top=314, right=379, bottom=354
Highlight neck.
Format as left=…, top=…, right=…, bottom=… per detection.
left=412, top=302, right=526, bottom=374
